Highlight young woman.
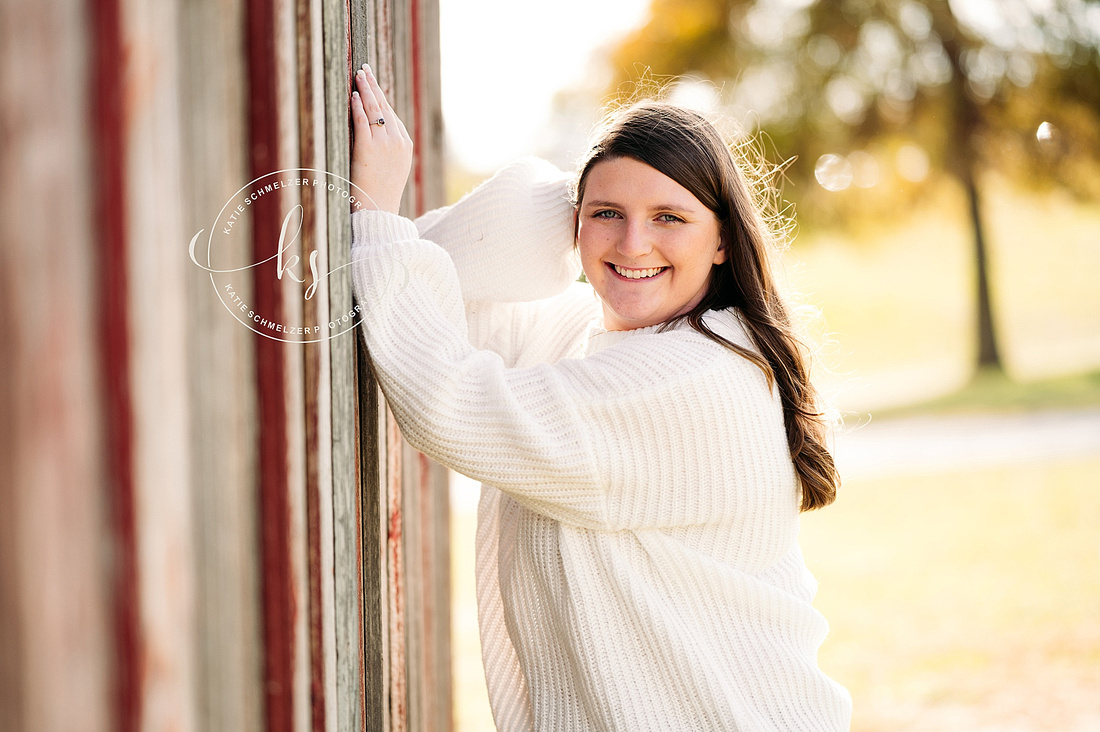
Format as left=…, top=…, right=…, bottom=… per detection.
left=349, top=64, right=851, bottom=730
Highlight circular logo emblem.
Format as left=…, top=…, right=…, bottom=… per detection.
left=189, top=168, right=374, bottom=343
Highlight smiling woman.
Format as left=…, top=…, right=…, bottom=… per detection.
left=349, top=73, right=850, bottom=730
left=576, top=156, right=727, bottom=331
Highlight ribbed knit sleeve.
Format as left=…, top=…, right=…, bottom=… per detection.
left=413, top=157, right=581, bottom=302
left=407, top=158, right=594, bottom=365
left=351, top=210, right=796, bottom=535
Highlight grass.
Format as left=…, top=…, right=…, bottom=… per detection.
left=801, top=457, right=1100, bottom=731
left=875, top=367, right=1100, bottom=419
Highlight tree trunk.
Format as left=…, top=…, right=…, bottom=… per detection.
left=940, top=28, right=1005, bottom=374
left=961, top=168, right=1003, bottom=370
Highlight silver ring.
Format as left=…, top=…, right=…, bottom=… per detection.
left=369, top=118, right=385, bottom=126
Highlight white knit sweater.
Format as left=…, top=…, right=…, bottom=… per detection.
left=351, top=158, right=852, bottom=731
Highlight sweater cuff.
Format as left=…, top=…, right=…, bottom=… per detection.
left=351, top=208, right=420, bottom=248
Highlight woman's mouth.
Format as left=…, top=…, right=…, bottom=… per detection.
left=609, top=263, right=669, bottom=280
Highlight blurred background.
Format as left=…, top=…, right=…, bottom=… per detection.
left=440, top=0, right=1100, bottom=730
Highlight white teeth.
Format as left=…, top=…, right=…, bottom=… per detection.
left=613, top=264, right=665, bottom=279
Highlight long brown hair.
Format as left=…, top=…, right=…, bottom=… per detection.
left=573, top=101, right=838, bottom=511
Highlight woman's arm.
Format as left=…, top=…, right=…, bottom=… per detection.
left=350, top=65, right=579, bottom=303
left=413, top=158, right=581, bottom=303
left=350, top=67, right=590, bottom=363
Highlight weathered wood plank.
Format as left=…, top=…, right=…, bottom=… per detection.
left=0, top=0, right=113, bottom=730
left=410, top=1, right=450, bottom=728
left=118, top=0, right=202, bottom=727
left=425, top=2, right=455, bottom=716
left=417, top=0, right=445, bottom=213
left=294, top=0, right=340, bottom=728
left=178, top=0, right=264, bottom=729
left=243, top=0, right=305, bottom=728
left=393, top=0, right=452, bottom=727
left=358, top=345, right=390, bottom=732
left=270, top=3, right=317, bottom=731
left=321, top=0, right=377, bottom=730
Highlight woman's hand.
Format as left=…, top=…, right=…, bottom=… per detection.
left=350, top=64, right=413, bottom=215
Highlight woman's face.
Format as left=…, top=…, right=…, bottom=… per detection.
left=576, top=156, right=726, bottom=331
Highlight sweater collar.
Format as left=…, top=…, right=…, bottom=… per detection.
left=581, top=308, right=745, bottom=357
left=582, top=317, right=687, bottom=356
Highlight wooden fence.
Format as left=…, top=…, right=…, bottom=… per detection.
left=0, top=0, right=450, bottom=730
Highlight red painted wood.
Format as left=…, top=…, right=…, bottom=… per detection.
left=345, top=0, right=352, bottom=96
left=246, top=0, right=295, bottom=729
left=89, top=0, right=142, bottom=729
left=295, top=0, right=327, bottom=726
left=306, top=321, right=326, bottom=732
left=388, top=416, right=407, bottom=731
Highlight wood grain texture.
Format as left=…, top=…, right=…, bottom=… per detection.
left=0, top=0, right=113, bottom=730
left=178, top=0, right=263, bottom=729
left=1, top=0, right=446, bottom=729
left=90, top=0, right=142, bottom=727
left=322, top=0, right=372, bottom=729
left=293, top=0, right=339, bottom=728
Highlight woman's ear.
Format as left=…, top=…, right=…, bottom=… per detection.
left=713, top=231, right=729, bottom=265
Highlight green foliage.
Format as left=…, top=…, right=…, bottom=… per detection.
left=606, top=0, right=1100, bottom=225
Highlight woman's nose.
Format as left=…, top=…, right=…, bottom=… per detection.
left=616, top=220, right=652, bottom=259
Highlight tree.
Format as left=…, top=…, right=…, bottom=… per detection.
left=606, top=0, right=1100, bottom=374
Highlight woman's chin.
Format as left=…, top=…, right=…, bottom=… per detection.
left=601, top=306, right=666, bottom=332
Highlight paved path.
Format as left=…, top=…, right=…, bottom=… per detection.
left=832, top=408, right=1100, bottom=480
left=453, top=409, right=1100, bottom=504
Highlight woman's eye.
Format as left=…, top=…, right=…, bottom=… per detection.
left=593, top=210, right=621, bottom=219
left=657, top=213, right=684, bottom=223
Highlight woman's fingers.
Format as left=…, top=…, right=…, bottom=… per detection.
left=350, top=89, right=367, bottom=125
left=355, top=67, right=387, bottom=131
left=350, top=77, right=378, bottom=141
left=352, top=64, right=413, bottom=144
left=349, top=64, right=414, bottom=214
left=362, top=64, right=395, bottom=117
left=359, top=65, right=409, bottom=143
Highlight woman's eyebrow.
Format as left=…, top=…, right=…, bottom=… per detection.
left=582, top=199, right=698, bottom=212
left=580, top=199, right=622, bottom=209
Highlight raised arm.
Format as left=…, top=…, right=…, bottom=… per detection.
left=413, top=158, right=581, bottom=303
left=350, top=65, right=579, bottom=301
left=350, top=65, right=592, bottom=364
